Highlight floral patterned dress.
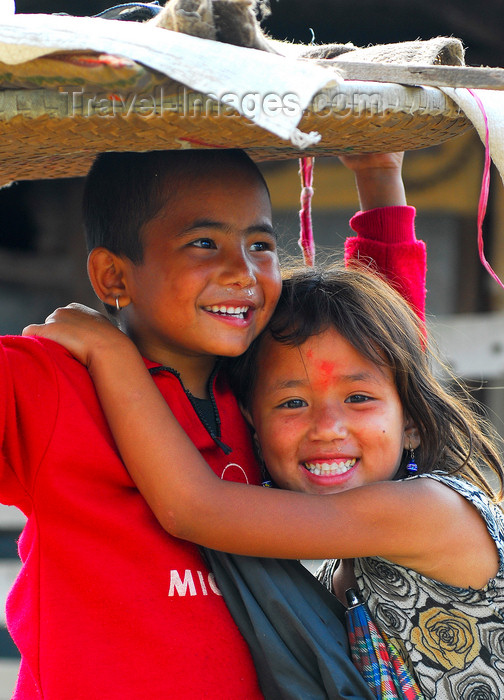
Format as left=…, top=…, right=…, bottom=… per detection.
left=318, top=473, right=504, bottom=699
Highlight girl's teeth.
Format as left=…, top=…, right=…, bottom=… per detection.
left=303, top=459, right=356, bottom=476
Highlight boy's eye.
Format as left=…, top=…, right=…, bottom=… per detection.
left=250, top=240, right=274, bottom=252
left=190, top=238, right=216, bottom=249
left=250, top=236, right=277, bottom=253
left=278, top=398, right=308, bottom=409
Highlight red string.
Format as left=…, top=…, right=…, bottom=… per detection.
left=467, top=89, right=504, bottom=291
left=298, top=156, right=315, bottom=266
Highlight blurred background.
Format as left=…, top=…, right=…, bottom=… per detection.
left=0, top=0, right=503, bottom=695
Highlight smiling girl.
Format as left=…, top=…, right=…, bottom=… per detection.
left=25, top=265, right=504, bottom=698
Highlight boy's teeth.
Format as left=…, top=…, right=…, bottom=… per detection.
left=204, top=305, right=248, bottom=318
left=303, top=459, right=356, bottom=476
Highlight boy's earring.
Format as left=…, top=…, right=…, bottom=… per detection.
left=115, top=296, right=121, bottom=312
left=406, top=440, right=418, bottom=474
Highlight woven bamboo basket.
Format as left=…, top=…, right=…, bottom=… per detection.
left=0, top=40, right=473, bottom=186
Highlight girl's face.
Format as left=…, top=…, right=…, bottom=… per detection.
left=248, top=327, right=417, bottom=495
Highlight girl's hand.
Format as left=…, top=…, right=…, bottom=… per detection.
left=338, top=151, right=404, bottom=172
left=339, top=152, right=407, bottom=210
left=22, top=303, right=131, bottom=368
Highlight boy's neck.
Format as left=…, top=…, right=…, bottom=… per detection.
left=137, top=342, right=217, bottom=398
left=177, top=362, right=216, bottom=399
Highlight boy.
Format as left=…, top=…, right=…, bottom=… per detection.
left=2, top=148, right=425, bottom=697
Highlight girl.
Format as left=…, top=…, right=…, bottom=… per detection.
left=25, top=265, right=504, bottom=698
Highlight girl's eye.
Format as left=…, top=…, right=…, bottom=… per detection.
left=190, top=238, right=216, bottom=249
left=278, top=398, right=307, bottom=409
left=345, top=394, right=373, bottom=404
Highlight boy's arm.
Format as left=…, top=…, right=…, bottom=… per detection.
left=342, top=153, right=426, bottom=321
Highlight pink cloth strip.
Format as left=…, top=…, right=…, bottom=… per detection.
left=298, top=156, right=315, bottom=266
left=467, top=88, right=504, bottom=291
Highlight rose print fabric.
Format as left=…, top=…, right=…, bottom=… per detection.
left=319, top=473, right=504, bottom=699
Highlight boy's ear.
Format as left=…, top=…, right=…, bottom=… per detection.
left=87, top=248, right=132, bottom=308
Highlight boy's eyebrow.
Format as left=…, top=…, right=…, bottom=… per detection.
left=180, top=218, right=277, bottom=237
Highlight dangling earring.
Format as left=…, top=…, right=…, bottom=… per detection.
left=115, top=296, right=121, bottom=312
left=406, top=440, right=418, bottom=474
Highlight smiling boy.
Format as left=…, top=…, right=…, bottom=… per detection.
left=2, top=148, right=425, bottom=698
left=107, top=152, right=280, bottom=396
left=2, top=149, right=279, bottom=699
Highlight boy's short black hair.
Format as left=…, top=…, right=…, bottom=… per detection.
left=83, top=148, right=269, bottom=263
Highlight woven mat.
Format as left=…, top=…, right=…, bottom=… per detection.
left=0, top=78, right=472, bottom=185
left=0, top=13, right=473, bottom=185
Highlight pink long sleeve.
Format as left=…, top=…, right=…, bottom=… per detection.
left=344, top=206, right=426, bottom=321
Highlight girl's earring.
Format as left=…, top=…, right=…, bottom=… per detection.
left=253, top=433, right=274, bottom=487
left=115, top=296, right=121, bottom=312
left=406, top=440, right=418, bottom=474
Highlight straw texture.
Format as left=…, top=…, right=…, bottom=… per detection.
left=0, top=75, right=471, bottom=186
left=0, top=13, right=473, bottom=186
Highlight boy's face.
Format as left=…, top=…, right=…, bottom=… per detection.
left=121, top=164, right=281, bottom=370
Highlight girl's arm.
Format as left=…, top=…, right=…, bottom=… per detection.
left=23, top=306, right=496, bottom=590
left=340, top=151, right=406, bottom=210
left=341, top=152, right=426, bottom=322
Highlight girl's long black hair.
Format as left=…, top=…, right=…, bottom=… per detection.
left=227, top=264, right=504, bottom=501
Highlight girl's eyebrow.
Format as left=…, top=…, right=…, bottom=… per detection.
left=270, top=371, right=381, bottom=391
left=343, top=371, right=381, bottom=384
left=272, top=378, right=308, bottom=391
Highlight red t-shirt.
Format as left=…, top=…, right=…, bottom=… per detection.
left=0, top=338, right=263, bottom=698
